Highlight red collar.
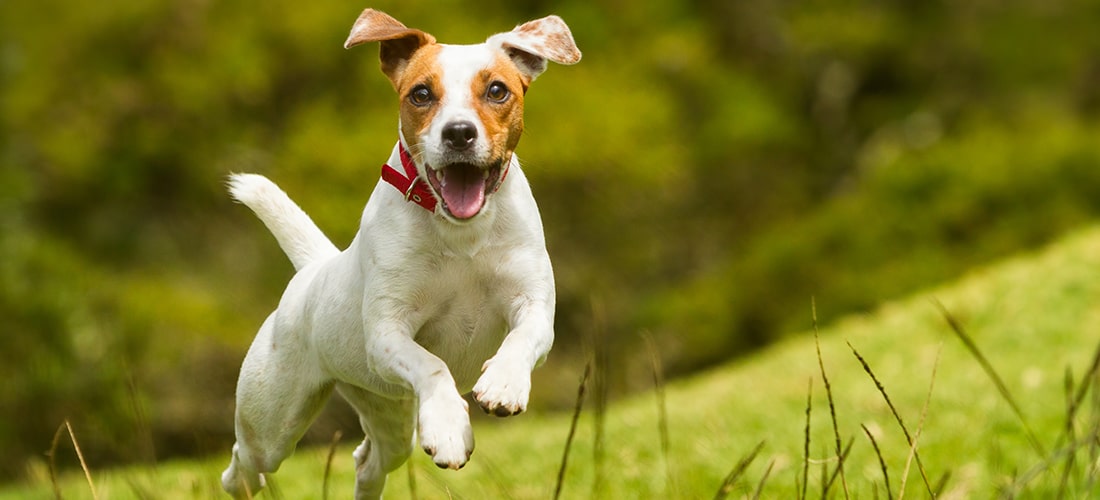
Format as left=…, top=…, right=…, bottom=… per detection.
left=381, top=143, right=438, bottom=212
left=380, top=142, right=512, bottom=213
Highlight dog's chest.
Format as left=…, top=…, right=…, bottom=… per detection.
left=411, top=255, right=512, bottom=389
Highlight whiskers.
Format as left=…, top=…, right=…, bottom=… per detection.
left=403, top=142, right=429, bottom=167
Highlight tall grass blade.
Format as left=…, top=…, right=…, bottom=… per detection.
left=124, top=478, right=154, bottom=500
left=932, top=472, right=951, bottom=497
left=1065, top=340, right=1100, bottom=473
left=48, top=421, right=99, bottom=500
left=819, top=446, right=828, bottom=498
left=124, top=361, right=157, bottom=469
left=848, top=342, right=934, bottom=496
left=861, top=423, right=892, bottom=499
left=713, top=440, right=765, bottom=500
left=553, top=362, right=591, bottom=500
left=812, top=298, right=849, bottom=499
left=751, top=459, right=776, bottom=500
left=898, top=343, right=941, bottom=500
left=265, top=476, right=284, bottom=500
left=418, top=469, right=465, bottom=500
left=48, top=426, right=64, bottom=500
left=1058, top=367, right=1077, bottom=498
left=801, top=378, right=813, bottom=500
left=935, top=300, right=1047, bottom=457
left=643, top=331, right=676, bottom=496
left=1089, top=357, right=1100, bottom=491
left=322, top=430, right=342, bottom=500
left=407, top=459, right=419, bottom=500
left=823, top=437, right=855, bottom=498
left=1006, top=342, right=1100, bottom=495
left=1009, top=430, right=1100, bottom=495
left=589, top=296, right=610, bottom=498
left=1070, top=340, right=1100, bottom=418
left=476, top=455, right=514, bottom=500
left=47, top=423, right=65, bottom=500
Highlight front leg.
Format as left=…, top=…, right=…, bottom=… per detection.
left=364, top=321, right=474, bottom=470
left=473, top=294, right=555, bottom=416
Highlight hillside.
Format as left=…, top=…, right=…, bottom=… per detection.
left=9, top=224, right=1100, bottom=498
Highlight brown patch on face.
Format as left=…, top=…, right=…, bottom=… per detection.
left=395, top=44, right=445, bottom=154
left=470, top=53, right=528, bottom=161
left=344, top=9, right=437, bottom=85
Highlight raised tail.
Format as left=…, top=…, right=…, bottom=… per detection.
left=228, top=173, right=340, bottom=271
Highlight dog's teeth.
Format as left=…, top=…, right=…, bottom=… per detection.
left=482, top=169, right=489, bottom=180
left=435, top=169, right=444, bottom=184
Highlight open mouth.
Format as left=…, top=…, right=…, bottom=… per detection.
left=425, top=161, right=504, bottom=220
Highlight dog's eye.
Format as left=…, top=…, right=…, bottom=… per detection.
left=486, top=82, right=510, bottom=103
left=409, top=85, right=434, bottom=106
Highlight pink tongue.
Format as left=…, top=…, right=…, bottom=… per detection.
left=441, top=164, right=486, bottom=219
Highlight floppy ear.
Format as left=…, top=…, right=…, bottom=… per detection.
left=344, top=9, right=436, bottom=85
left=487, top=15, right=582, bottom=82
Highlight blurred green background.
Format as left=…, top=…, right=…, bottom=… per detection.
left=3, top=0, right=1100, bottom=482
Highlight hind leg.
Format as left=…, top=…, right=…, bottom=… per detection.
left=339, top=385, right=416, bottom=500
left=222, top=314, right=333, bottom=498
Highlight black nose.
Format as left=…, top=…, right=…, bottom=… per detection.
left=442, top=121, right=478, bottom=151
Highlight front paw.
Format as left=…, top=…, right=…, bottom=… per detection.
left=472, top=357, right=531, bottom=417
left=417, top=390, right=474, bottom=469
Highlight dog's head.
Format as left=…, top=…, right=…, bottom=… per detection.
left=345, top=9, right=581, bottom=222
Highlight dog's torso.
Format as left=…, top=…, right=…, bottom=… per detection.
left=276, top=148, right=552, bottom=398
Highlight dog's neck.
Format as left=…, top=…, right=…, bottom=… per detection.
left=381, top=140, right=512, bottom=216
left=381, top=142, right=501, bottom=257
left=381, top=141, right=437, bottom=212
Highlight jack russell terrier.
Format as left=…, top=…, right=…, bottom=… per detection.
left=220, top=7, right=580, bottom=499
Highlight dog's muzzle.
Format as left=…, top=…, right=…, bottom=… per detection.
left=426, top=159, right=505, bottom=220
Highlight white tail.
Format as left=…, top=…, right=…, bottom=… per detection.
left=228, top=173, right=339, bottom=271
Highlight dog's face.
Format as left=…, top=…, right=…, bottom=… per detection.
left=394, top=44, right=527, bottom=220
left=345, top=10, right=581, bottom=221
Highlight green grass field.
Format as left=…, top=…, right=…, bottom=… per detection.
left=6, top=226, right=1100, bottom=499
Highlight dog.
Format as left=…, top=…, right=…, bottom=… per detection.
left=220, top=8, right=580, bottom=499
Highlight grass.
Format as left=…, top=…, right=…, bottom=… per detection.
left=7, top=225, right=1100, bottom=498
